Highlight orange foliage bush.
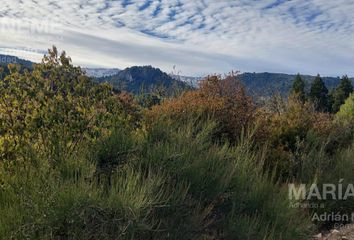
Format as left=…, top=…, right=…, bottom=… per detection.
left=312, top=112, right=333, bottom=136
left=146, top=78, right=352, bottom=179
left=256, top=94, right=352, bottom=178
left=147, top=74, right=255, bottom=142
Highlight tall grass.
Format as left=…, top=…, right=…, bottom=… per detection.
left=0, top=119, right=312, bottom=239
left=282, top=131, right=354, bottom=229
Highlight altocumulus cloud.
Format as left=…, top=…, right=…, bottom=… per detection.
left=0, top=0, right=354, bottom=76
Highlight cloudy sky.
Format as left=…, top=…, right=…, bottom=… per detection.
left=0, top=0, right=354, bottom=76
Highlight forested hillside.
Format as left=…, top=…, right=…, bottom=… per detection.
left=0, top=54, right=34, bottom=75
left=0, top=54, right=33, bottom=68
left=1, top=53, right=351, bottom=99
left=96, top=65, right=191, bottom=95
left=238, top=72, right=351, bottom=97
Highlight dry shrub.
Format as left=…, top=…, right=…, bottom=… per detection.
left=147, top=73, right=256, bottom=142
left=256, top=94, right=352, bottom=179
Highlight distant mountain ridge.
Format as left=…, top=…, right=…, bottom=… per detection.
left=171, top=72, right=352, bottom=97
left=237, top=72, right=353, bottom=97
left=0, top=54, right=34, bottom=69
left=0, top=54, right=351, bottom=97
left=96, top=65, right=191, bottom=94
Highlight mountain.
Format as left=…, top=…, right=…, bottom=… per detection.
left=237, top=72, right=351, bottom=97
left=0, top=54, right=34, bottom=68
left=83, top=68, right=120, bottom=78
left=0, top=54, right=34, bottom=75
left=96, top=65, right=191, bottom=94
left=1, top=53, right=351, bottom=98
left=172, top=72, right=351, bottom=97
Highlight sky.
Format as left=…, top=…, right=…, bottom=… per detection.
left=0, top=0, right=354, bottom=77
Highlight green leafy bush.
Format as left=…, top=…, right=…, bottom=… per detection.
left=0, top=120, right=312, bottom=239
left=0, top=47, right=141, bottom=163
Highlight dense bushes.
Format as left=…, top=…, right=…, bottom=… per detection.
left=336, top=93, right=354, bottom=124
left=257, top=94, right=352, bottom=180
left=309, top=143, right=354, bottom=228
left=146, top=73, right=354, bottom=232
left=1, top=48, right=354, bottom=239
left=149, top=75, right=353, bottom=181
left=0, top=150, right=168, bottom=239
left=0, top=119, right=311, bottom=239
left=0, top=47, right=141, bottom=163
left=147, top=74, right=256, bottom=142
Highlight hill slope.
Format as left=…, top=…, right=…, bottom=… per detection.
left=0, top=54, right=34, bottom=68
left=96, top=65, right=191, bottom=94
left=237, top=72, right=348, bottom=97
left=170, top=72, right=351, bottom=97
left=0, top=54, right=34, bottom=75
left=0, top=54, right=351, bottom=97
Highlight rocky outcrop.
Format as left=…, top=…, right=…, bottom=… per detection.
left=314, top=225, right=354, bottom=240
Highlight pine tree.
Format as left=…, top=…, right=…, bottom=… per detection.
left=309, top=74, right=329, bottom=112
left=332, top=75, right=353, bottom=113
left=328, top=88, right=335, bottom=113
left=291, top=73, right=306, bottom=102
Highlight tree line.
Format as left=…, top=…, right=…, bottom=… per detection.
left=291, top=73, right=353, bottom=112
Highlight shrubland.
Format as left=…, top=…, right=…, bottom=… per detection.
left=0, top=47, right=353, bottom=239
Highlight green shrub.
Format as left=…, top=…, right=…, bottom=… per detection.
left=283, top=137, right=354, bottom=229
left=336, top=93, right=354, bottom=124
left=0, top=120, right=312, bottom=239
left=313, top=142, right=354, bottom=228
left=138, top=120, right=312, bottom=239
left=0, top=150, right=175, bottom=239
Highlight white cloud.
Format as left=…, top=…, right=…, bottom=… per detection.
left=0, top=0, right=353, bottom=76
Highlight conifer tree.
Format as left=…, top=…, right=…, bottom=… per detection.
left=291, top=73, right=306, bottom=102
left=332, top=75, right=353, bottom=113
left=309, top=74, right=329, bottom=112
left=328, top=88, right=335, bottom=113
